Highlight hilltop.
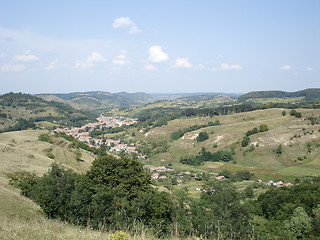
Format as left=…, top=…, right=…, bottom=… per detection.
left=0, top=93, right=96, bottom=132
left=238, top=88, right=320, bottom=103
left=37, top=91, right=155, bottom=111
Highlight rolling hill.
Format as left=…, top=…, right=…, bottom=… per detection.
left=0, top=93, right=96, bottom=132
left=37, top=91, right=155, bottom=111
left=238, top=88, right=320, bottom=102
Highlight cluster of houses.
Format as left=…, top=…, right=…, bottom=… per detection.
left=54, top=116, right=141, bottom=156
left=257, top=179, right=293, bottom=187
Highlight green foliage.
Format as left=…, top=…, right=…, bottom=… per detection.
left=30, top=164, right=76, bottom=219
left=284, top=207, right=312, bottom=239
left=170, top=121, right=220, bottom=141
left=8, top=171, right=39, bottom=197
left=259, top=123, right=269, bottom=132
left=38, top=133, right=53, bottom=143
left=275, top=144, right=282, bottom=155
left=244, top=186, right=254, bottom=198
left=74, top=149, right=82, bottom=161
left=180, top=147, right=233, bottom=166
left=46, top=152, right=55, bottom=159
left=196, top=131, right=209, bottom=142
left=290, top=109, right=302, bottom=118
left=0, top=118, right=36, bottom=133
left=282, top=110, right=287, bottom=116
left=110, top=231, right=130, bottom=240
left=242, top=136, right=250, bottom=147
left=246, top=127, right=259, bottom=136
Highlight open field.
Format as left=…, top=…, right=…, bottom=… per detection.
left=141, top=108, right=320, bottom=180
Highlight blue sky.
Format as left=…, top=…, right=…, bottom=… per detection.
left=0, top=0, right=319, bottom=94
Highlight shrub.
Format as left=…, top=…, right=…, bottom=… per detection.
left=242, top=136, right=250, bottom=147
left=38, top=133, right=53, bottom=143
left=196, top=131, right=209, bottom=142
left=110, top=231, right=130, bottom=240
left=259, top=124, right=269, bottom=132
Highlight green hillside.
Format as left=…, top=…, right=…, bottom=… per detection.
left=0, top=93, right=96, bottom=131
left=37, top=91, right=155, bottom=111
left=126, top=108, right=320, bottom=182
left=239, top=88, right=320, bottom=103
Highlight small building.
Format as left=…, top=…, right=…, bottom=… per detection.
left=257, top=179, right=263, bottom=184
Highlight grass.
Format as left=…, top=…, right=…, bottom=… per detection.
left=142, top=108, right=320, bottom=179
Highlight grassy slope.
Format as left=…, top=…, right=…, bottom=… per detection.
left=0, top=130, right=106, bottom=240
left=0, top=130, right=188, bottom=240
left=143, top=108, right=320, bottom=180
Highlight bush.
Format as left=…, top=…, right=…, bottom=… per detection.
left=259, top=124, right=269, bottom=132
left=110, top=231, right=130, bottom=240
left=196, top=131, right=209, bottom=142
left=242, top=136, right=250, bottom=147
left=38, top=133, right=53, bottom=143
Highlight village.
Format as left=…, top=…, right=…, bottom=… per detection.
left=54, top=116, right=141, bottom=156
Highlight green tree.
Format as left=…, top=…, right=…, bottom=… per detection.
left=275, top=144, right=282, bottom=155
left=196, top=131, right=209, bottom=142
left=259, top=124, right=269, bottom=132
left=282, top=110, right=287, bottom=116
left=284, top=206, right=312, bottom=239
left=242, top=136, right=250, bottom=147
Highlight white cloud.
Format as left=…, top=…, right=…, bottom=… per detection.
left=1, top=64, right=25, bottom=72
left=45, top=60, right=58, bottom=70
left=74, top=52, right=106, bottom=69
left=112, top=17, right=141, bottom=34
left=148, top=45, right=168, bottom=63
left=14, top=54, right=39, bottom=62
left=306, top=67, right=313, bottom=71
left=88, top=52, right=107, bottom=62
left=173, top=58, right=192, bottom=68
left=196, top=64, right=205, bottom=70
left=145, top=63, right=157, bottom=71
left=112, top=53, right=129, bottom=67
left=73, top=62, right=94, bottom=69
left=219, top=63, right=242, bottom=70
left=0, top=53, right=7, bottom=57
left=280, top=65, right=291, bottom=70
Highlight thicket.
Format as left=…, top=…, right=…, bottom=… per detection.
left=254, top=183, right=320, bottom=239
left=170, top=120, right=220, bottom=141
left=290, top=109, right=302, bottom=118
left=0, top=118, right=36, bottom=133
left=180, top=147, right=233, bottom=166
left=10, top=160, right=254, bottom=239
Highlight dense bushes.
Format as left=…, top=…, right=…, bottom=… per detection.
left=170, top=120, right=220, bottom=141
left=180, top=147, right=233, bottom=166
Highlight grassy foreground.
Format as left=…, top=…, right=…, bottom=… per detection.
left=0, top=130, right=196, bottom=240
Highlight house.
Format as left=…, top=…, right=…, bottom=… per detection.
left=274, top=181, right=284, bottom=187
left=196, top=188, right=201, bottom=191
left=152, top=173, right=159, bottom=179
left=159, top=175, right=167, bottom=180
left=150, top=166, right=167, bottom=172
left=283, top=182, right=293, bottom=187
left=267, top=180, right=274, bottom=186
left=257, top=179, right=263, bottom=184
left=216, top=176, right=226, bottom=181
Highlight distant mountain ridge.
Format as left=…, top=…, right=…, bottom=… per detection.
left=239, top=88, right=320, bottom=101
left=37, top=91, right=155, bottom=111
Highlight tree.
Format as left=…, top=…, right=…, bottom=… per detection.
left=74, top=149, right=82, bottom=161
left=196, top=131, right=209, bottom=142
left=275, top=144, right=282, bottom=155
left=282, top=110, right=286, bottom=116
left=284, top=206, right=312, bottom=239
left=242, top=136, right=250, bottom=147
left=259, top=124, right=269, bottom=132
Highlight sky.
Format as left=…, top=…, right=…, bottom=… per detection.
left=0, top=0, right=319, bottom=94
